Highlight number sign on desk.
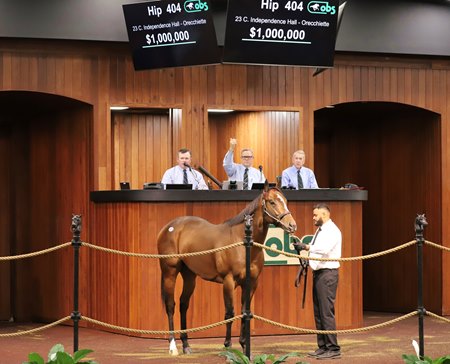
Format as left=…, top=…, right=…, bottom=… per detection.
left=123, top=0, right=221, bottom=70
left=223, top=0, right=339, bottom=67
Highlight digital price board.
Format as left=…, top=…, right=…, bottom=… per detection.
left=123, top=0, right=220, bottom=70
left=223, top=0, right=339, bottom=67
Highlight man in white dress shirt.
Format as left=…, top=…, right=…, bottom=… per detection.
left=281, top=150, right=319, bottom=189
left=294, top=203, right=341, bottom=360
left=223, top=138, right=265, bottom=190
left=161, top=148, right=208, bottom=190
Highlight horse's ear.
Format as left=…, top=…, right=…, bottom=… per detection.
left=263, top=179, right=269, bottom=192
left=275, top=176, right=282, bottom=189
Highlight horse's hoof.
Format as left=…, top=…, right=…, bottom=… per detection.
left=183, top=346, right=192, bottom=354
left=169, top=339, right=179, bottom=356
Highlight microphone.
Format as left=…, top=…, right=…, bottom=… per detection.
left=184, top=162, right=201, bottom=188
left=258, top=165, right=263, bottom=182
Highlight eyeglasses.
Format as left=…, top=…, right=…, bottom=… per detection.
left=241, top=156, right=254, bottom=159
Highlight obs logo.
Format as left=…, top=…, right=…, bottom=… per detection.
left=264, top=225, right=313, bottom=266
left=184, top=0, right=208, bottom=12
left=307, top=1, right=336, bottom=15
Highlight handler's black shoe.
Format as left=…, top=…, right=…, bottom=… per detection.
left=307, top=348, right=327, bottom=357
left=316, top=350, right=341, bottom=360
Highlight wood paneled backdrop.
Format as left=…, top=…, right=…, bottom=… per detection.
left=0, top=38, right=449, bottom=328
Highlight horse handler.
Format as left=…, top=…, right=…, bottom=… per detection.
left=294, top=203, right=342, bottom=360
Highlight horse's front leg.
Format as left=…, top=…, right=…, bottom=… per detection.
left=223, top=275, right=235, bottom=348
left=239, top=279, right=258, bottom=352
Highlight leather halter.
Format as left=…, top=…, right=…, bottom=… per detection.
left=262, top=196, right=293, bottom=231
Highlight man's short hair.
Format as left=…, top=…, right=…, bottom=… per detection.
left=293, top=150, right=306, bottom=157
left=178, top=148, right=191, bottom=155
left=314, top=203, right=330, bottom=212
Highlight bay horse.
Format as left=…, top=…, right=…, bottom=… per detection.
left=157, top=182, right=297, bottom=355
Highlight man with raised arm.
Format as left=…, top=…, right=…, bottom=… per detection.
left=223, top=138, right=265, bottom=190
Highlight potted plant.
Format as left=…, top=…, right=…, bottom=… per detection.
left=219, top=348, right=308, bottom=364
left=23, top=343, right=98, bottom=364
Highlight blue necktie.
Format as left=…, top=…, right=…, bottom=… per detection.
left=183, top=169, right=188, bottom=184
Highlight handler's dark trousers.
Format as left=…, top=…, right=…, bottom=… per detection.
left=312, top=268, right=340, bottom=351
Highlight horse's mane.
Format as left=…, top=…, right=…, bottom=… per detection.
left=224, top=194, right=262, bottom=227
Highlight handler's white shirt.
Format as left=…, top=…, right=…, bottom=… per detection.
left=309, top=219, right=341, bottom=271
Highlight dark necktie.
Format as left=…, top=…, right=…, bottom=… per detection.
left=243, top=168, right=249, bottom=190
left=183, top=169, right=188, bottom=184
left=311, top=227, right=321, bottom=245
left=297, top=169, right=303, bottom=189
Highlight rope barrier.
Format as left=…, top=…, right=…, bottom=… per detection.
left=0, top=317, right=71, bottom=337
left=0, top=242, right=71, bottom=261
left=255, top=240, right=418, bottom=262
left=82, top=241, right=244, bottom=258
left=1, top=239, right=448, bottom=262
left=424, top=240, right=450, bottom=252
left=253, top=311, right=418, bottom=334
left=82, top=315, right=244, bottom=335
left=5, top=311, right=449, bottom=338
left=426, top=311, right=450, bottom=324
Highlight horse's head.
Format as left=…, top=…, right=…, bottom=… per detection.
left=71, top=214, right=82, bottom=235
left=261, top=182, right=297, bottom=234
left=415, top=213, right=428, bottom=232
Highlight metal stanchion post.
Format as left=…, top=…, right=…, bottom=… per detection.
left=243, top=215, right=253, bottom=359
left=71, top=214, right=82, bottom=353
left=415, top=213, right=428, bottom=359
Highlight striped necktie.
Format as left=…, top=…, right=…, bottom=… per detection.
left=183, top=169, right=188, bottom=184
left=297, top=169, right=303, bottom=189
left=243, top=168, right=249, bottom=190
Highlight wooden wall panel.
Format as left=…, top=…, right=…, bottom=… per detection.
left=0, top=103, right=91, bottom=322
left=112, top=111, right=176, bottom=189
left=0, top=126, right=11, bottom=320
left=209, top=110, right=301, bottom=184
left=315, top=106, right=442, bottom=313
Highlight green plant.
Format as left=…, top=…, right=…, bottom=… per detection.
left=23, top=343, right=98, bottom=364
left=219, top=348, right=308, bottom=364
left=402, top=354, right=450, bottom=364
left=402, top=340, right=450, bottom=364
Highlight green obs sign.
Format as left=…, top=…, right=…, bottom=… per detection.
left=263, top=225, right=313, bottom=266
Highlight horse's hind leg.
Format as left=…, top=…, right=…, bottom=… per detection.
left=223, top=275, right=235, bottom=348
left=160, top=263, right=181, bottom=356
left=180, top=266, right=197, bottom=354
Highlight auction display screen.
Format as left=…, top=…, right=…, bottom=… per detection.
left=223, top=0, right=339, bottom=67
left=123, top=0, right=220, bottom=70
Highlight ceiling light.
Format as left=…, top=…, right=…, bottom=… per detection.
left=207, top=109, right=234, bottom=113
left=110, top=106, right=129, bottom=110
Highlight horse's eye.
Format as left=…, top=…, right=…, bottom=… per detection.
left=269, top=200, right=276, bottom=205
